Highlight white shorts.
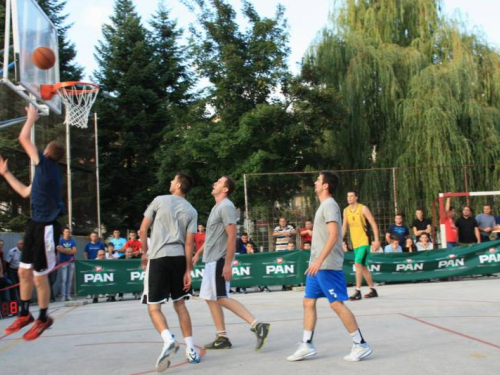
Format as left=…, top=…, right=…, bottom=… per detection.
left=199, top=258, right=231, bottom=301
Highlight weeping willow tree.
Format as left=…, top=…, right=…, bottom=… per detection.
left=303, top=0, right=500, bottom=213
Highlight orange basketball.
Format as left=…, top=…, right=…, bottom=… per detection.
left=32, top=46, right=56, bottom=70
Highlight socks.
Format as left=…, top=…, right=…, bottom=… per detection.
left=38, top=308, right=48, bottom=323
left=350, top=329, right=366, bottom=344
left=250, top=319, right=259, bottom=329
left=20, top=300, right=30, bottom=317
left=185, top=336, right=195, bottom=350
left=216, top=330, right=228, bottom=337
left=161, top=329, right=173, bottom=342
left=303, top=330, right=314, bottom=343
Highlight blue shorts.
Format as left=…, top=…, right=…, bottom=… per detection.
left=304, top=270, right=348, bottom=303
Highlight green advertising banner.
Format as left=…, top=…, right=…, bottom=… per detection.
left=75, top=241, right=500, bottom=295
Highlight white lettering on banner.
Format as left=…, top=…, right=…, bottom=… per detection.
left=351, top=264, right=381, bottom=272
left=396, top=263, right=424, bottom=271
left=479, top=254, right=500, bottom=263
left=266, top=265, right=295, bottom=274
left=83, top=273, right=114, bottom=283
left=191, top=269, right=204, bottom=278
left=438, top=259, right=465, bottom=268
left=130, top=271, right=145, bottom=281
left=233, top=267, right=250, bottom=276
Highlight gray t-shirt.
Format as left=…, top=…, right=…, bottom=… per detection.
left=310, top=197, right=344, bottom=270
left=475, top=214, right=496, bottom=236
left=203, top=198, right=238, bottom=263
left=143, top=195, right=197, bottom=259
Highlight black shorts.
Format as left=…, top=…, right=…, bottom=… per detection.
left=21, top=220, right=61, bottom=276
left=141, top=256, right=191, bottom=304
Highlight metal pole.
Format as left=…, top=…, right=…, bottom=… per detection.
left=243, top=174, right=250, bottom=235
left=463, top=166, right=470, bottom=206
left=392, top=167, right=398, bottom=215
left=3, top=0, right=11, bottom=80
left=65, top=121, right=72, bottom=231
left=94, top=112, right=102, bottom=237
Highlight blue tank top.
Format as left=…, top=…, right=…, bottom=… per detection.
left=31, top=151, right=64, bottom=222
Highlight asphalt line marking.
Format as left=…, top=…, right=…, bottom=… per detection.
left=399, top=313, right=500, bottom=350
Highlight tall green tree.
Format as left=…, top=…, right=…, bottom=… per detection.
left=94, top=0, right=190, bottom=230
left=303, top=0, right=500, bottom=212
left=158, top=0, right=319, bottom=221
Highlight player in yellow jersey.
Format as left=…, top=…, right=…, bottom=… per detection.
left=342, top=191, right=380, bottom=300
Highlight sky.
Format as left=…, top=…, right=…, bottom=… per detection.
left=64, top=0, right=500, bottom=80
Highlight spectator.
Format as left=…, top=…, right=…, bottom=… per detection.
left=5, top=239, right=23, bottom=298
left=58, top=228, right=77, bottom=301
left=84, top=232, right=105, bottom=260
left=109, top=229, right=126, bottom=258
left=384, top=236, right=402, bottom=253
left=300, top=220, right=313, bottom=249
left=286, top=241, right=297, bottom=251
left=412, top=209, right=432, bottom=243
left=124, top=230, right=142, bottom=258
left=273, top=217, right=297, bottom=251
left=0, top=239, right=4, bottom=269
left=402, top=237, right=417, bottom=253
left=0, top=262, right=15, bottom=308
left=303, top=241, right=311, bottom=250
left=236, top=233, right=253, bottom=254
left=416, top=233, right=434, bottom=251
left=476, top=204, right=496, bottom=243
left=456, top=206, right=481, bottom=245
left=445, top=199, right=458, bottom=247
left=91, top=250, right=107, bottom=303
left=106, top=243, right=120, bottom=259
left=194, top=224, right=206, bottom=255
left=385, top=214, right=410, bottom=247
left=246, top=242, right=257, bottom=254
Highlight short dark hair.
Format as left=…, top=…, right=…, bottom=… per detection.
left=389, top=235, right=399, bottom=241
left=222, top=176, right=235, bottom=195
left=416, top=208, right=424, bottom=213
left=176, top=172, right=194, bottom=194
left=395, top=213, right=404, bottom=218
left=348, top=190, right=359, bottom=198
left=305, top=219, right=312, bottom=223
left=63, top=227, right=70, bottom=232
left=463, top=205, right=472, bottom=211
left=484, top=204, right=493, bottom=209
left=241, top=233, right=248, bottom=237
left=107, top=242, right=114, bottom=247
left=320, top=171, right=340, bottom=195
left=90, top=231, right=98, bottom=236
left=304, top=241, right=311, bottom=245
left=46, top=141, right=65, bottom=162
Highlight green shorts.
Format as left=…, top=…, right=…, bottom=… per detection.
left=353, top=245, right=371, bottom=266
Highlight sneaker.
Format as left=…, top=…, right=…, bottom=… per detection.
left=65, top=296, right=72, bottom=301
left=93, top=297, right=98, bottom=303
left=59, top=296, right=66, bottom=302
left=364, top=289, right=378, bottom=299
left=287, top=342, right=317, bottom=361
left=251, top=322, right=271, bottom=351
left=185, top=347, right=201, bottom=364
left=343, top=342, right=373, bottom=362
left=23, top=317, right=53, bottom=341
left=204, top=335, right=232, bottom=349
left=4, top=314, right=35, bottom=335
left=262, top=286, right=270, bottom=293
left=155, top=337, right=180, bottom=372
left=349, top=290, right=362, bottom=301
left=242, top=287, right=248, bottom=294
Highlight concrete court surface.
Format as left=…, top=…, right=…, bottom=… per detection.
left=0, top=278, right=499, bottom=375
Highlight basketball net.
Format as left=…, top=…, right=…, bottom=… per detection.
left=41, top=82, right=99, bottom=129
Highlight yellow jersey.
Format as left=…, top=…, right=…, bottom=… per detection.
left=344, top=204, right=369, bottom=248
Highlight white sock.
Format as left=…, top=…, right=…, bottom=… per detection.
left=302, top=330, right=313, bottom=343
left=350, top=329, right=364, bottom=344
left=250, top=319, right=259, bottom=329
left=184, top=336, right=195, bottom=350
left=161, top=329, right=173, bottom=343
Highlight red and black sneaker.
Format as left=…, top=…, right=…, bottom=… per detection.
left=22, top=317, right=53, bottom=341
left=364, top=288, right=379, bottom=299
left=3, top=314, right=35, bottom=335
left=349, top=290, right=362, bottom=301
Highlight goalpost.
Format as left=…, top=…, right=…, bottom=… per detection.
left=438, top=191, right=500, bottom=248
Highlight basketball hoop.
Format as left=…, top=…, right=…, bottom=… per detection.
left=41, top=81, right=99, bottom=128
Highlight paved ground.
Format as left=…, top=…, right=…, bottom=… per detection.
left=0, top=278, right=499, bottom=375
